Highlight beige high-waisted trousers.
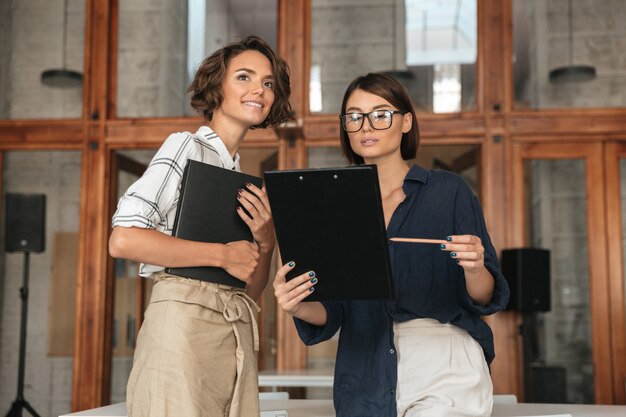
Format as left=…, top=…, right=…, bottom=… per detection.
left=394, top=318, right=493, bottom=417
left=126, top=272, right=260, bottom=417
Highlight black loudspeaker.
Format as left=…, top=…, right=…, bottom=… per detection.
left=4, top=193, right=46, bottom=253
left=529, top=365, right=567, bottom=403
left=501, top=248, right=550, bottom=312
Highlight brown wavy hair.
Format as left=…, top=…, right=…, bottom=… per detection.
left=188, top=36, right=292, bottom=129
left=339, top=72, right=419, bottom=165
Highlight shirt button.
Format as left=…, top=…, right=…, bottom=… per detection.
left=390, top=348, right=395, bottom=354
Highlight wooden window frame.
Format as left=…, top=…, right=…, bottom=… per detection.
left=0, top=0, right=624, bottom=408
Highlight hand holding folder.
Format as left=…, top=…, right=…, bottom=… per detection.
left=166, top=160, right=264, bottom=288
left=265, top=165, right=394, bottom=301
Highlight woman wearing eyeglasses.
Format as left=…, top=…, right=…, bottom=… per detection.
left=273, top=72, right=509, bottom=417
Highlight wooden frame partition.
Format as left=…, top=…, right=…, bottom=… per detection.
left=510, top=141, right=614, bottom=404
left=605, top=142, right=626, bottom=404
left=1, top=0, right=626, bottom=409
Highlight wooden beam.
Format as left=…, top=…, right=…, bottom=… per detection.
left=72, top=0, right=112, bottom=410
left=104, top=119, right=279, bottom=146
left=278, top=0, right=307, bottom=120
left=605, top=142, right=626, bottom=404
left=0, top=122, right=84, bottom=147
left=271, top=1, right=310, bottom=394
left=510, top=112, right=626, bottom=136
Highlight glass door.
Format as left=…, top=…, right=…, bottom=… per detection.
left=106, top=150, right=154, bottom=404
left=511, top=142, right=613, bottom=404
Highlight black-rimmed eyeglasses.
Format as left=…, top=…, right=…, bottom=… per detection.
left=339, top=110, right=404, bottom=133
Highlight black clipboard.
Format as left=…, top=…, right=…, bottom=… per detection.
left=264, top=165, right=394, bottom=301
left=166, top=160, right=263, bottom=288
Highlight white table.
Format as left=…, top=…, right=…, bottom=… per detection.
left=491, top=402, right=626, bottom=416
left=57, top=400, right=334, bottom=417
left=258, top=369, right=334, bottom=388
left=60, top=400, right=626, bottom=417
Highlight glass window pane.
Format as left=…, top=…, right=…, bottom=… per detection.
left=408, top=144, right=479, bottom=196
left=0, top=1, right=85, bottom=119
left=109, top=149, right=155, bottom=404
left=525, top=159, right=594, bottom=403
left=0, top=150, right=82, bottom=416
left=513, top=0, right=626, bottom=109
left=310, top=0, right=477, bottom=114
left=116, top=0, right=277, bottom=118
left=308, top=147, right=347, bottom=169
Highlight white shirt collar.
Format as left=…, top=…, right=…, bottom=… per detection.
left=196, top=125, right=241, bottom=171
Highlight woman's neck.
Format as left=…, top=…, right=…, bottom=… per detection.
left=208, top=118, right=249, bottom=158
left=366, top=156, right=410, bottom=197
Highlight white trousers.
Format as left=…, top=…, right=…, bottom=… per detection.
left=394, top=318, right=493, bottom=417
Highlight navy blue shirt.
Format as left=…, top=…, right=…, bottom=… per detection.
left=294, top=165, right=510, bottom=417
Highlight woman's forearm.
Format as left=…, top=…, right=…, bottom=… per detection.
left=465, top=266, right=495, bottom=306
left=109, top=226, right=226, bottom=268
left=293, top=301, right=328, bottom=327
left=245, top=247, right=273, bottom=301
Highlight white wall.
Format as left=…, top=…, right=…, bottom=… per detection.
left=525, top=0, right=626, bottom=108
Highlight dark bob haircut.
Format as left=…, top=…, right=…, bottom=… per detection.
left=188, top=36, right=292, bottom=129
left=339, top=72, right=419, bottom=165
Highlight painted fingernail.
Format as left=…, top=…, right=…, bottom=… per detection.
left=440, top=244, right=446, bottom=249
left=246, top=182, right=253, bottom=187
left=288, top=261, right=295, bottom=267
left=237, top=207, right=242, bottom=211
left=309, top=287, right=315, bottom=292
left=450, top=252, right=456, bottom=257
left=308, top=271, right=316, bottom=277
left=238, top=188, right=243, bottom=194
left=456, top=259, right=460, bottom=264
left=446, top=236, right=452, bottom=241
left=310, top=277, right=318, bottom=284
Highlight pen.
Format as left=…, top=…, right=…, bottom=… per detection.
left=389, top=237, right=447, bottom=245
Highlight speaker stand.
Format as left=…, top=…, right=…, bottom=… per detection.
left=521, top=311, right=540, bottom=403
left=4, top=252, right=41, bottom=417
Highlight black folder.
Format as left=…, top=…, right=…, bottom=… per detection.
left=264, top=165, right=394, bottom=301
left=165, top=160, right=263, bottom=288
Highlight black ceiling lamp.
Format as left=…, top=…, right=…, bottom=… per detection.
left=41, top=0, right=83, bottom=88
left=549, top=0, right=596, bottom=84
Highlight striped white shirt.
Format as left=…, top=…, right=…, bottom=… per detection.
left=112, top=126, right=241, bottom=277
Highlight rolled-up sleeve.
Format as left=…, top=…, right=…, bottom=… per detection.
left=112, top=133, right=196, bottom=231
left=456, top=187, right=510, bottom=316
left=294, top=301, right=343, bottom=345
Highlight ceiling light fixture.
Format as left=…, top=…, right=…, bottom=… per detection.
left=548, top=0, right=596, bottom=84
left=41, top=0, right=83, bottom=88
